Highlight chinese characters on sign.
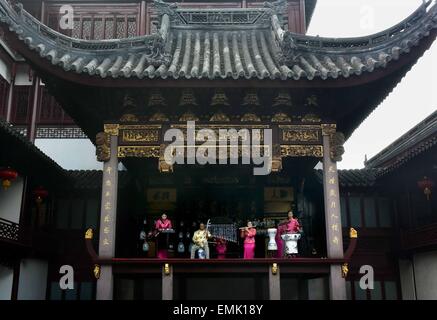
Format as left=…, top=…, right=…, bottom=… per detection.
left=100, top=165, right=116, bottom=252
left=326, top=164, right=343, bottom=254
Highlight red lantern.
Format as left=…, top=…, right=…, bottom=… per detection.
left=0, top=167, right=18, bottom=190
left=33, top=186, right=49, bottom=204
left=417, top=176, right=434, bottom=200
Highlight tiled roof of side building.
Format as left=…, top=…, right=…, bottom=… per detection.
left=365, top=110, right=437, bottom=175
left=0, top=118, right=66, bottom=182
left=67, top=170, right=131, bottom=190
left=314, top=169, right=377, bottom=188
left=0, top=0, right=436, bottom=81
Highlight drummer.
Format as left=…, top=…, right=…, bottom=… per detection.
left=154, top=213, right=173, bottom=259
left=284, top=210, right=301, bottom=234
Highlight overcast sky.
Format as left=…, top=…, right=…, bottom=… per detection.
left=307, top=0, right=437, bottom=169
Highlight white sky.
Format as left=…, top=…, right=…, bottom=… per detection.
left=307, top=0, right=437, bottom=169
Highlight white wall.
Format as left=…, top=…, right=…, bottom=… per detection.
left=0, top=176, right=24, bottom=223
left=399, top=259, right=416, bottom=300
left=413, top=251, right=437, bottom=300
left=35, top=139, right=101, bottom=170
left=14, top=64, right=33, bottom=86
left=0, top=57, right=11, bottom=83
left=0, top=265, right=13, bottom=300
left=17, top=259, right=48, bottom=300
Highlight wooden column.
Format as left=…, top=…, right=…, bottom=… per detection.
left=162, top=263, right=173, bottom=300
left=321, top=124, right=347, bottom=300
left=96, top=128, right=119, bottom=300
left=28, top=76, right=40, bottom=142
left=269, top=263, right=281, bottom=300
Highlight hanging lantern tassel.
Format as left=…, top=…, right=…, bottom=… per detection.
left=33, top=186, right=49, bottom=204
left=0, top=168, right=18, bottom=190
left=417, top=176, right=434, bottom=201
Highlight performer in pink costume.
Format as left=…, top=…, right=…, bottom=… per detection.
left=276, top=210, right=301, bottom=258
left=154, top=213, right=173, bottom=259
left=240, top=221, right=257, bottom=259
left=215, top=238, right=227, bottom=259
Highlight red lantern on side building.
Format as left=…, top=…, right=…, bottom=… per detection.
left=0, top=167, right=18, bottom=190
left=417, top=176, right=434, bottom=200
left=33, top=186, right=49, bottom=204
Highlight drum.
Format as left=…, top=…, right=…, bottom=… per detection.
left=197, top=248, right=206, bottom=259
left=281, top=233, right=301, bottom=255
left=267, top=228, right=278, bottom=251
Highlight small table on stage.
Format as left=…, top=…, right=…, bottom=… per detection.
left=155, top=229, right=175, bottom=258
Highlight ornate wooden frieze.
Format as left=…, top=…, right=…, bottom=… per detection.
left=301, top=113, right=321, bottom=123
left=104, top=124, right=119, bottom=136
left=211, top=88, right=230, bottom=107
left=272, top=113, right=291, bottom=123
left=272, top=91, right=293, bottom=107
left=118, top=125, right=161, bottom=145
left=118, top=146, right=160, bottom=158
left=96, top=132, right=110, bottom=162
left=279, top=125, right=322, bottom=144
left=280, top=145, right=324, bottom=158
left=240, top=113, right=261, bottom=122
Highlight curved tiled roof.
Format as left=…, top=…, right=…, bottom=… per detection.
left=315, top=169, right=377, bottom=188
left=0, top=0, right=436, bottom=81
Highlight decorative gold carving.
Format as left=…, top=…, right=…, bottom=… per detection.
left=118, top=146, right=160, bottom=158
left=272, top=113, right=291, bottom=123
left=349, top=227, right=358, bottom=239
left=271, top=263, right=278, bottom=275
left=149, top=112, right=169, bottom=122
left=96, top=132, right=110, bottom=162
left=272, top=90, right=292, bottom=107
left=159, top=144, right=173, bottom=173
left=281, top=145, right=323, bottom=158
left=121, top=129, right=159, bottom=143
left=240, top=113, right=261, bottom=122
left=271, top=144, right=282, bottom=173
left=93, top=264, right=100, bottom=279
left=305, top=94, right=318, bottom=107
left=148, top=89, right=167, bottom=107
left=210, top=112, right=230, bottom=122
left=85, top=228, right=93, bottom=239
left=104, top=124, right=119, bottom=136
left=341, top=263, right=349, bottom=278
left=301, top=113, right=321, bottom=123
left=179, top=112, right=199, bottom=122
left=331, top=131, right=345, bottom=162
left=164, top=263, right=171, bottom=275
left=179, top=89, right=197, bottom=106
left=242, top=89, right=260, bottom=106
left=119, top=114, right=139, bottom=122
left=211, top=88, right=230, bottom=106
left=282, top=129, right=320, bottom=143
left=321, top=123, right=336, bottom=136
left=123, top=94, right=137, bottom=109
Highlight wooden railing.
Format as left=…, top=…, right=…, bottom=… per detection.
left=0, top=217, right=19, bottom=241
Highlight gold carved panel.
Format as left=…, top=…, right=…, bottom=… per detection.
left=280, top=145, right=323, bottom=158
left=118, top=146, right=160, bottom=158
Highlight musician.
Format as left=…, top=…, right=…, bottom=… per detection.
left=240, top=221, right=256, bottom=259
left=276, top=210, right=301, bottom=258
left=155, top=213, right=172, bottom=231
left=215, top=238, right=227, bottom=259
left=154, top=213, right=173, bottom=259
left=190, top=223, right=211, bottom=259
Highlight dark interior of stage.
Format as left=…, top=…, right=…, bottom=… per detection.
left=115, top=160, right=327, bottom=259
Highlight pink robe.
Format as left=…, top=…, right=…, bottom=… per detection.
left=215, top=240, right=227, bottom=259
left=241, top=228, right=256, bottom=259
left=155, top=219, right=172, bottom=258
